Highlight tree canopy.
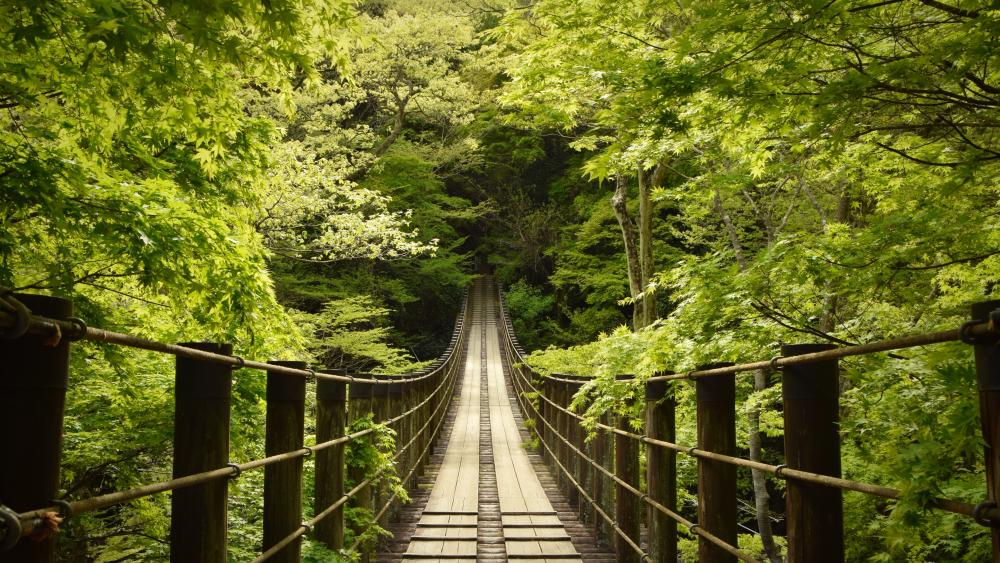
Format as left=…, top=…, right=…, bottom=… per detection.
left=2, top=0, right=998, bottom=560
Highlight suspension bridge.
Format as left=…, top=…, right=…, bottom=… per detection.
left=1, top=276, right=999, bottom=562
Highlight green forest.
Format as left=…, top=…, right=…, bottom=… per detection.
left=1, top=0, right=998, bottom=561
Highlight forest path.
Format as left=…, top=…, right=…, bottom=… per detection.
left=400, top=277, right=580, bottom=562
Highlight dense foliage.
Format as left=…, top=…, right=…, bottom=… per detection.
left=2, top=0, right=998, bottom=560
left=487, top=0, right=1000, bottom=560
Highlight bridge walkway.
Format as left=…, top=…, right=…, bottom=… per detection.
left=397, top=278, right=582, bottom=562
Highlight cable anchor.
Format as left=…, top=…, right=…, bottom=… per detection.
left=0, top=504, right=22, bottom=551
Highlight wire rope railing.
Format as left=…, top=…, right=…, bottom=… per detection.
left=496, top=285, right=1000, bottom=562
left=255, top=347, right=462, bottom=563
left=0, top=287, right=471, bottom=561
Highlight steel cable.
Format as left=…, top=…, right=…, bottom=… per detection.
left=256, top=338, right=463, bottom=562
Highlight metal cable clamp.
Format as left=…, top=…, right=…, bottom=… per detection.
left=0, top=293, right=30, bottom=340
left=974, top=501, right=998, bottom=527
left=0, top=504, right=22, bottom=551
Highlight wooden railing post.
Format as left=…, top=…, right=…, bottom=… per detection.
left=557, top=379, right=573, bottom=501
left=0, top=294, right=72, bottom=563
left=781, top=344, right=843, bottom=563
left=971, top=300, right=1000, bottom=558
left=567, top=378, right=587, bottom=522
left=171, top=342, right=232, bottom=563
left=412, top=376, right=427, bottom=481
left=595, top=413, right=612, bottom=546
left=420, top=374, right=433, bottom=464
left=371, top=378, right=391, bottom=533
left=614, top=411, right=641, bottom=563
left=541, top=378, right=552, bottom=467
left=388, top=380, right=404, bottom=522
left=400, top=379, right=415, bottom=492
left=314, top=370, right=347, bottom=551
left=347, top=379, right=374, bottom=562
left=696, top=364, right=737, bottom=563
left=646, top=375, right=676, bottom=563
left=263, top=361, right=307, bottom=563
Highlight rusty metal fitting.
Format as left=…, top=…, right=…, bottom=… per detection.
left=51, top=499, right=72, bottom=521
left=0, top=293, right=30, bottom=340
left=66, top=317, right=88, bottom=341
left=0, top=504, right=22, bottom=551
left=974, top=501, right=998, bottom=527
left=960, top=320, right=986, bottom=345
left=226, top=463, right=242, bottom=479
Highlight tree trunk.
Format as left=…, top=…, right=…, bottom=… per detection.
left=638, top=165, right=663, bottom=327
left=612, top=176, right=644, bottom=329
left=713, top=188, right=781, bottom=562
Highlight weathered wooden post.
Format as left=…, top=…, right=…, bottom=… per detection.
left=171, top=342, right=232, bottom=563
left=400, top=378, right=415, bottom=491
left=388, top=379, right=405, bottom=522
left=971, top=300, right=1000, bottom=559
left=557, top=378, right=573, bottom=500
left=314, top=370, right=347, bottom=550
left=646, top=375, right=677, bottom=563
left=614, top=392, right=641, bottom=563
left=389, top=378, right=413, bottom=521
left=540, top=377, right=552, bottom=467
left=594, top=413, right=612, bottom=545
left=781, top=344, right=843, bottom=563
left=347, top=379, right=374, bottom=562
left=371, top=378, right=391, bottom=534
left=696, top=364, right=737, bottom=563
left=411, top=375, right=427, bottom=481
left=0, top=294, right=72, bottom=563
left=263, top=361, right=307, bottom=563
left=567, top=378, right=588, bottom=521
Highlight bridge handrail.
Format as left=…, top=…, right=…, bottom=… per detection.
left=0, top=286, right=472, bottom=559
left=495, top=288, right=756, bottom=561
left=495, top=282, right=1000, bottom=561
left=0, top=291, right=469, bottom=385
left=255, top=344, right=463, bottom=562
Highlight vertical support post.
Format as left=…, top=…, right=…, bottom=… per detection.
left=348, top=379, right=374, bottom=562
left=263, top=361, right=307, bottom=563
left=411, top=377, right=426, bottom=481
left=556, top=379, right=571, bottom=499
left=171, top=342, right=232, bottom=563
left=541, top=378, right=552, bottom=467
left=569, top=379, right=588, bottom=522
left=525, top=366, right=540, bottom=444
left=314, top=371, right=347, bottom=551
left=424, top=369, right=434, bottom=456
left=696, top=365, right=737, bottom=563
left=388, top=380, right=404, bottom=522
left=371, top=378, right=391, bottom=535
left=646, top=375, right=677, bottom=563
left=0, top=294, right=72, bottom=563
left=401, top=379, right=415, bottom=491
left=567, top=379, right=582, bottom=508
left=781, top=344, right=843, bottom=563
left=614, top=414, right=641, bottom=563
left=972, top=300, right=1000, bottom=558
left=592, top=413, right=608, bottom=543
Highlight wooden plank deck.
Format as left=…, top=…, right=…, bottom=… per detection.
left=381, top=278, right=611, bottom=563
left=403, top=279, right=579, bottom=561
